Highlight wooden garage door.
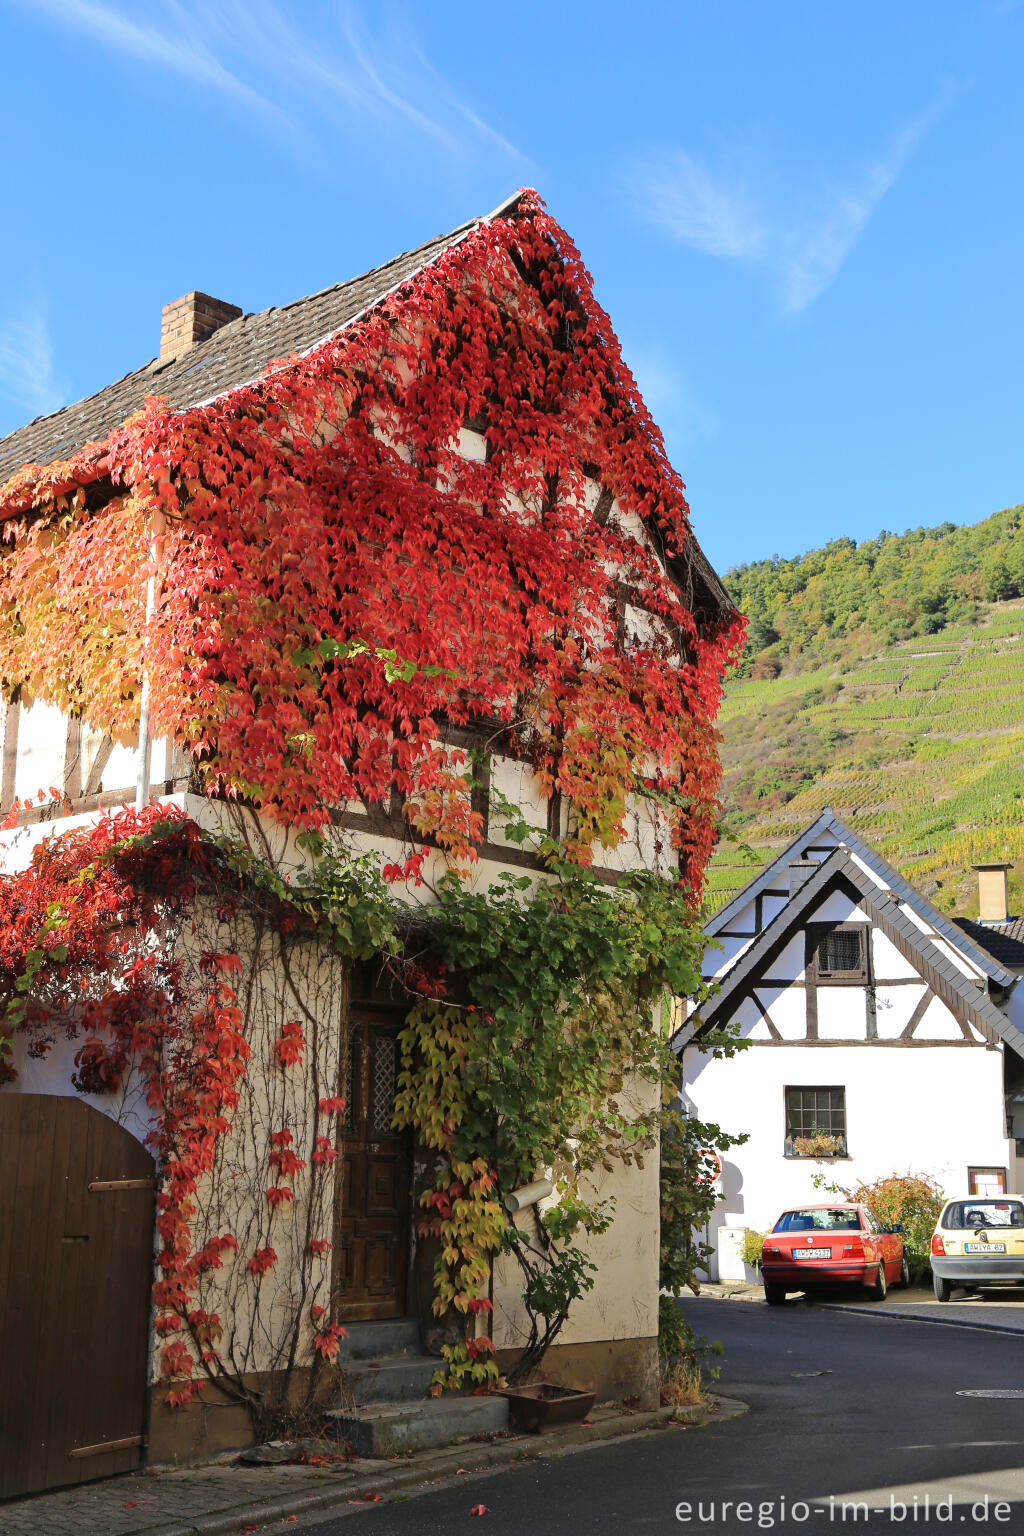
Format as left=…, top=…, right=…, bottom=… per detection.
left=0, top=1094, right=155, bottom=1498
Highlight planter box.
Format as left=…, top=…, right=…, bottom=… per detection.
left=498, top=1383, right=595, bottom=1435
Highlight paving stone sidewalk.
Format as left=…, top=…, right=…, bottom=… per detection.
left=0, top=1398, right=747, bottom=1536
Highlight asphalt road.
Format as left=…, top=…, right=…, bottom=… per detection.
left=290, top=1299, right=1024, bottom=1534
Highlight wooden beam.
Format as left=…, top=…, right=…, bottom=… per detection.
left=0, top=698, right=19, bottom=812
left=83, top=734, right=114, bottom=797
left=63, top=715, right=82, bottom=801
left=749, top=989, right=782, bottom=1040
left=900, top=990, right=935, bottom=1040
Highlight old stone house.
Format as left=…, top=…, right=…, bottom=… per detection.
left=0, top=190, right=737, bottom=1491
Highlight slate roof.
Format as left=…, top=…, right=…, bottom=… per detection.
left=678, top=848, right=1024, bottom=1058
left=706, top=808, right=1017, bottom=990
left=955, top=916, right=1024, bottom=972
left=0, top=199, right=516, bottom=485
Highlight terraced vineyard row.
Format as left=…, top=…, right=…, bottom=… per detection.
left=709, top=597, right=1024, bottom=916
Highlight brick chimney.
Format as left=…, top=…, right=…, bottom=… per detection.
left=974, top=862, right=1011, bottom=924
left=160, top=292, right=242, bottom=360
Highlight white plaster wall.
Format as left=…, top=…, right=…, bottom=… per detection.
left=3, top=1028, right=155, bottom=1148
left=806, top=890, right=868, bottom=925
left=872, top=930, right=920, bottom=979
left=735, top=995, right=771, bottom=1042
left=718, top=896, right=756, bottom=941
left=10, top=698, right=172, bottom=805
left=1, top=700, right=672, bottom=1367
left=713, top=933, right=757, bottom=971
left=875, top=983, right=928, bottom=1039
left=680, top=1040, right=1011, bottom=1280
left=771, top=934, right=806, bottom=983
left=13, top=700, right=66, bottom=801
left=816, top=988, right=868, bottom=1039
left=491, top=1074, right=660, bottom=1351
left=753, top=985, right=805, bottom=1040
left=915, top=996, right=969, bottom=1042
left=760, top=892, right=789, bottom=925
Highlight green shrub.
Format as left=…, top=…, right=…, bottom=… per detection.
left=846, top=1172, right=945, bottom=1282
left=741, top=1228, right=766, bottom=1273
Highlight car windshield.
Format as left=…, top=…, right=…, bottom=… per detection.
left=943, top=1201, right=1024, bottom=1230
left=774, top=1208, right=862, bottom=1232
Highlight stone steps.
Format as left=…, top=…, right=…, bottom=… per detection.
left=339, top=1317, right=421, bottom=1362
left=345, top=1354, right=440, bottom=1407
left=325, top=1395, right=509, bottom=1457
left=331, top=1317, right=508, bottom=1455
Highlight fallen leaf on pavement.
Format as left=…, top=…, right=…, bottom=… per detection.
left=791, top=1369, right=832, bottom=1377
left=469, top=1505, right=488, bottom=1516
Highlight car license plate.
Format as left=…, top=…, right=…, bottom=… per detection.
left=793, top=1248, right=829, bottom=1259
left=964, top=1242, right=1006, bottom=1253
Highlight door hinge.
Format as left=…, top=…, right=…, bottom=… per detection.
left=69, top=1433, right=145, bottom=1459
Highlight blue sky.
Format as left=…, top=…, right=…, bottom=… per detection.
left=0, top=1, right=1021, bottom=576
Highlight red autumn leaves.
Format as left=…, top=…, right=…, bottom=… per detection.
left=0, top=191, right=740, bottom=893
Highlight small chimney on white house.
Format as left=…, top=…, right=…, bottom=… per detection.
left=160, top=292, right=242, bottom=360
left=788, top=860, right=818, bottom=896
left=974, top=863, right=1011, bottom=924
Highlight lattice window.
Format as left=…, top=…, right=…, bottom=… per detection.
left=785, top=1086, right=847, bottom=1156
left=341, top=1042, right=354, bottom=1130
left=814, top=925, right=867, bottom=981
left=371, top=1034, right=397, bottom=1134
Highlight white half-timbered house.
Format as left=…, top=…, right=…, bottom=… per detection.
left=675, top=811, right=1024, bottom=1281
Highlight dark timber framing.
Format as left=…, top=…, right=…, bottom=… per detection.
left=705, top=807, right=1015, bottom=990
left=675, top=847, right=1024, bottom=1059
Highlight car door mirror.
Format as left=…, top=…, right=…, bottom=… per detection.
left=890, top=1224, right=903, bottom=1234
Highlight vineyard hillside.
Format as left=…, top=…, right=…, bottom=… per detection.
left=711, top=513, right=1024, bottom=918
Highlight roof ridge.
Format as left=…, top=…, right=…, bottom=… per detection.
left=0, top=194, right=523, bottom=483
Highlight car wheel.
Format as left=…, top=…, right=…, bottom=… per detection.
left=933, top=1272, right=953, bottom=1302
left=764, top=1284, right=787, bottom=1306
left=899, top=1256, right=910, bottom=1288
left=868, top=1261, right=887, bottom=1300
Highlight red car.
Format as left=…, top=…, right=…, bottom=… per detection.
left=760, top=1202, right=908, bottom=1305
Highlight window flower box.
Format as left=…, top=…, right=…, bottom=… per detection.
left=785, top=1133, right=848, bottom=1158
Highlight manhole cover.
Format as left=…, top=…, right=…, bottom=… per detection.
left=957, top=1390, right=1024, bottom=1399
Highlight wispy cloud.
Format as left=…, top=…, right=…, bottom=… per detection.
left=631, top=102, right=949, bottom=314
left=15, top=0, right=527, bottom=164
left=0, top=305, right=65, bottom=423
left=17, top=0, right=287, bottom=122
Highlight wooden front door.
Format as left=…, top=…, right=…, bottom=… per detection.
left=333, top=1012, right=411, bottom=1321
left=0, top=1094, right=155, bottom=1499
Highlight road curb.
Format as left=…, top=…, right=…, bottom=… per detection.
left=811, top=1302, right=1024, bottom=1338
left=128, top=1397, right=748, bottom=1535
